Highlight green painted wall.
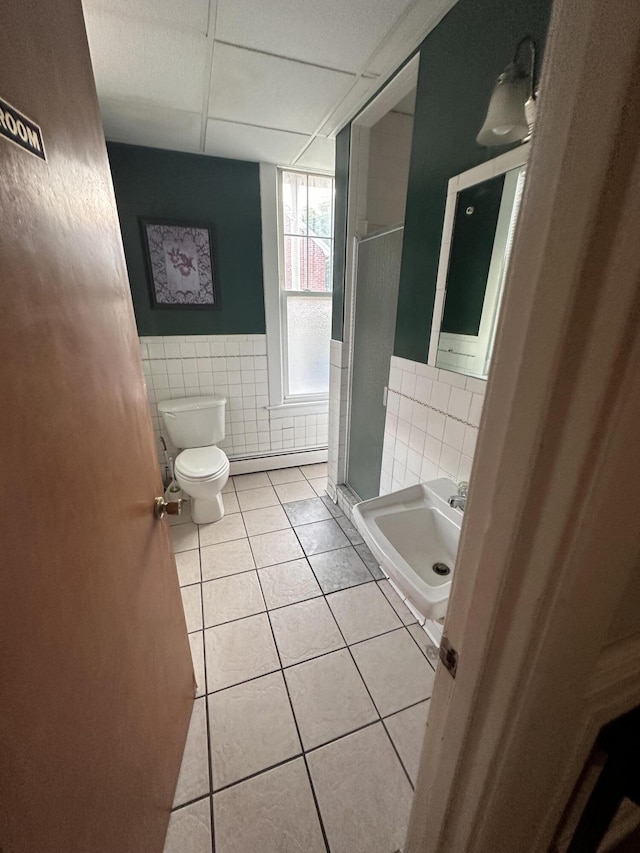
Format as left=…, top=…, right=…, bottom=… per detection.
left=331, top=126, right=351, bottom=341
left=395, top=0, right=553, bottom=361
left=107, top=142, right=266, bottom=336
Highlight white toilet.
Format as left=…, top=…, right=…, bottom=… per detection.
left=157, top=395, right=229, bottom=525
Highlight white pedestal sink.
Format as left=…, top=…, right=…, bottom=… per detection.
left=352, top=478, right=463, bottom=621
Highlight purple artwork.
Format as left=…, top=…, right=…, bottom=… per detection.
left=142, top=220, right=218, bottom=309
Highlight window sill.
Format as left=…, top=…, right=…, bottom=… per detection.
left=267, top=400, right=329, bottom=418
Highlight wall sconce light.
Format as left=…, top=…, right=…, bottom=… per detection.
left=477, top=36, right=537, bottom=147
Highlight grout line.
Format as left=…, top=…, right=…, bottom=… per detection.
left=205, top=663, right=282, bottom=696
left=144, top=354, right=266, bottom=363
left=190, top=527, right=216, bottom=848
left=204, top=697, right=215, bottom=848
left=200, top=563, right=258, bottom=583
left=211, top=752, right=305, bottom=796
left=206, top=476, right=238, bottom=850
left=204, top=692, right=428, bottom=794
left=380, top=715, right=416, bottom=792
left=381, top=695, right=434, bottom=723
left=179, top=578, right=204, bottom=590
left=346, top=629, right=417, bottom=791
left=188, top=563, right=381, bottom=630
left=176, top=474, right=429, bottom=848
left=170, top=792, right=211, bottom=814
left=253, top=557, right=332, bottom=853
left=196, top=576, right=386, bottom=642
left=311, top=562, right=417, bottom=791
left=390, top=387, right=478, bottom=429
left=303, top=717, right=380, bottom=757
left=202, top=622, right=415, bottom=696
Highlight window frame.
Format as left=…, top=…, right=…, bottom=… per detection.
left=260, top=164, right=334, bottom=418
left=278, top=167, right=334, bottom=403
left=276, top=166, right=334, bottom=405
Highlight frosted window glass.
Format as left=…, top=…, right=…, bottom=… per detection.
left=286, top=296, right=331, bottom=396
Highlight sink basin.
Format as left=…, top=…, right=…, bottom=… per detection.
left=352, top=478, right=462, bottom=621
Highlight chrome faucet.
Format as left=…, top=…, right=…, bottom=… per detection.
left=448, top=481, right=469, bottom=511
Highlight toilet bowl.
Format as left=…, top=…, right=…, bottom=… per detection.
left=174, top=445, right=230, bottom=524
left=157, top=395, right=230, bottom=525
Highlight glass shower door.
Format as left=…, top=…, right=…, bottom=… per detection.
left=346, top=227, right=403, bottom=500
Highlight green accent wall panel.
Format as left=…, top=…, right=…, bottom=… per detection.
left=107, top=142, right=266, bottom=336
left=394, top=0, right=553, bottom=362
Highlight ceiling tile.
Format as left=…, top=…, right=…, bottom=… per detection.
left=317, top=77, right=381, bottom=137
left=293, top=137, right=336, bottom=172
left=215, top=0, right=413, bottom=73
left=84, top=10, right=208, bottom=113
left=208, top=43, right=355, bottom=135
left=100, top=98, right=202, bottom=153
left=366, top=0, right=455, bottom=75
left=205, top=119, right=310, bottom=164
left=82, top=0, right=210, bottom=34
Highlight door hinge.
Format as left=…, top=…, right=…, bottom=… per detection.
left=439, top=635, right=458, bottom=678
left=383, top=385, right=388, bottom=407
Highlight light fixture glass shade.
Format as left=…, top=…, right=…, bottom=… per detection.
left=476, top=64, right=530, bottom=147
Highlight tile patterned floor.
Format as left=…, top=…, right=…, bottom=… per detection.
left=164, top=463, right=437, bottom=853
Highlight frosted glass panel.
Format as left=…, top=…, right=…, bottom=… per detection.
left=347, top=229, right=403, bottom=500
left=286, top=296, right=331, bottom=396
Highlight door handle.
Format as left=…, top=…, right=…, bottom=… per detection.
left=154, top=497, right=183, bottom=520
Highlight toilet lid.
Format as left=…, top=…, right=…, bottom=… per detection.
left=175, top=446, right=228, bottom=480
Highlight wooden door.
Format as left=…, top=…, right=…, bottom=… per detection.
left=0, top=1, right=195, bottom=851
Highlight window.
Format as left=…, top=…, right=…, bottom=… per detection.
left=278, top=170, right=334, bottom=401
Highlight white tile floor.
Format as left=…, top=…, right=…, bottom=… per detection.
left=164, top=463, right=437, bottom=853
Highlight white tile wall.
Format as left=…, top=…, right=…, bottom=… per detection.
left=140, top=334, right=328, bottom=474
left=380, top=356, right=486, bottom=495
left=327, top=338, right=349, bottom=501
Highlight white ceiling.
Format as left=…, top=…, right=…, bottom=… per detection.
left=82, top=0, right=456, bottom=171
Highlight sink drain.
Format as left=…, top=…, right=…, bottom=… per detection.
left=432, top=562, right=451, bottom=576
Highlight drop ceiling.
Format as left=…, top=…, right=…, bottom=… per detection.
left=82, top=0, right=456, bottom=171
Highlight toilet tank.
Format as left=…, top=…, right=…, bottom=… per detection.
left=157, top=395, right=226, bottom=448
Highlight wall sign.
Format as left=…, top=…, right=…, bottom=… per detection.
left=0, top=97, right=46, bottom=161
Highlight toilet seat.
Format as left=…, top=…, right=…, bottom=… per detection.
left=175, top=446, right=228, bottom=482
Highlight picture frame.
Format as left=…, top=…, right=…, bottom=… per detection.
left=140, top=218, right=220, bottom=310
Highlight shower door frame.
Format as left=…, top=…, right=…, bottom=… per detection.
left=333, top=55, right=420, bottom=504
left=345, top=224, right=405, bottom=500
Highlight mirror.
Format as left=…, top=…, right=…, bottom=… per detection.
left=429, top=145, right=529, bottom=379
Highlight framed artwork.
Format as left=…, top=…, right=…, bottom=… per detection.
left=140, top=219, right=220, bottom=309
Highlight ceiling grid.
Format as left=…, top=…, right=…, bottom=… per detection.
left=82, top=0, right=457, bottom=171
